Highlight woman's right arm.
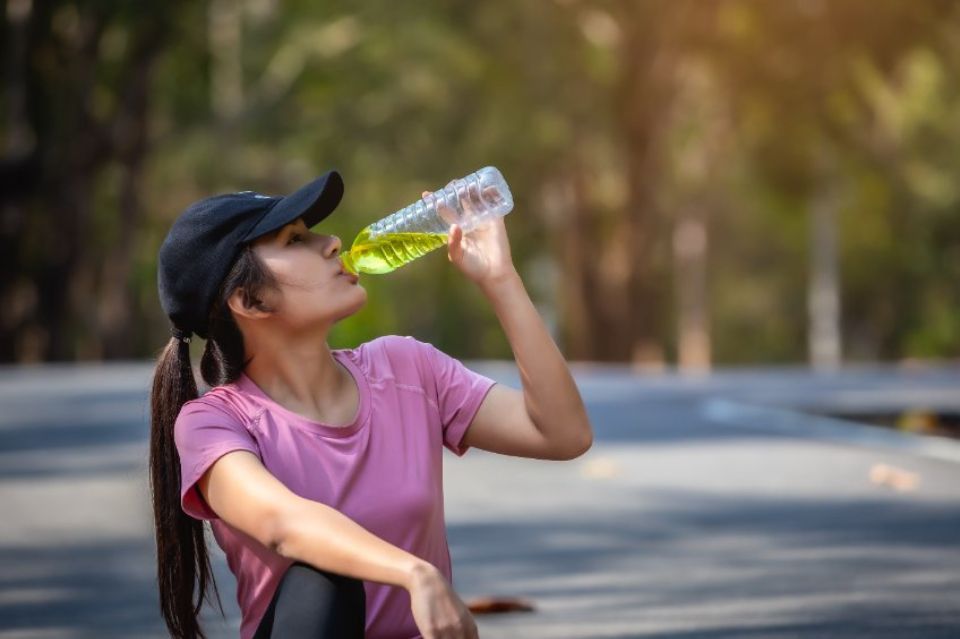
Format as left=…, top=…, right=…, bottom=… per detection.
left=197, top=450, right=478, bottom=638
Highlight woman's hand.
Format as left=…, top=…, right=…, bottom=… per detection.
left=422, top=185, right=518, bottom=288
left=407, top=562, right=479, bottom=639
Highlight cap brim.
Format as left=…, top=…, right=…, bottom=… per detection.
left=242, top=170, right=344, bottom=242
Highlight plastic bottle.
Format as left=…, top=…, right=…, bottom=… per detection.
left=340, top=166, right=514, bottom=275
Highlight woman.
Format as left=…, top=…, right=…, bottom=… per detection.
left=149, top=169, right=593, bottom=639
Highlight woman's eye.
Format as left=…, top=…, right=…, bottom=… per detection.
left=287, top=233, right=303, bottom=245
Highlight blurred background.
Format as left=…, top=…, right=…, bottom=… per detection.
left=3, top=0, right=960, bottom=369
left=3, top=2, right=960, bottom=638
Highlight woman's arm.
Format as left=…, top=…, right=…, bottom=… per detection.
left=199, top=450, right=421, bottom=586
left=199, top=450, right=478, bottom=637
left=464, top=268, right=593, bottom=459
left=440, top=190, right=593, bottom=459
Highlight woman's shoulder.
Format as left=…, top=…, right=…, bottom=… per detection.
left=340, top=335, right=435, bottom=383
left=178, top=380, right=255, bottom=427
left=342, top=334, right=431, bottom=358
left=173, top=383, right=262, bottom=459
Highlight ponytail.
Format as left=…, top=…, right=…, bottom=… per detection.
left=149, top=246, right=277, bottom=638
left=149, top=337, right=222, bottom=639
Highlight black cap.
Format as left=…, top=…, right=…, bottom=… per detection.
left=158, top=170, right=344, bottom=339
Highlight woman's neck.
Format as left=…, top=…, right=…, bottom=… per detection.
left=243, top=334, right=355, bottom=423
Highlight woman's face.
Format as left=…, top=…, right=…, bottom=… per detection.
left=250, top=218, right=366, bottom=332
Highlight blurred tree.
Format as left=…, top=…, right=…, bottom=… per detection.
left=665, top=57, right=731, bottom=373
left=695, top=0, right=960, bottom=363
left=2, top=0, right=959, bottom=365
left=1, top=0, right=184, bottom=360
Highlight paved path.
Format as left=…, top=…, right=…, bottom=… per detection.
left=1, top=362, right=959, bottom=638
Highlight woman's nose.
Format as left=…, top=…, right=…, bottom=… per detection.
left=325, top=235, right=342, bottom=257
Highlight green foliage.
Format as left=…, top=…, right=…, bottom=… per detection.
left=4, top=0, right=960, bottom=363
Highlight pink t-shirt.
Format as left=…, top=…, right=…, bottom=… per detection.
left=173, top=335, right=497, bottom=639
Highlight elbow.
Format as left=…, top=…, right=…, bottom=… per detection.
left=554, top=424, right=593, bottom=461
left=569, top=413, right=594, bottom=459
left=262, top=501, right=302, bottom=558
left=262, top=512, right=288, bottom=556
left=570, top=428, right=594, bottom=459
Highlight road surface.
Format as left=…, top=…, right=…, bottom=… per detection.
left=1, top=361, right=958, bottom=638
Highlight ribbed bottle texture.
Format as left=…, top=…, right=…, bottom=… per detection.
left=342, top=166, right=513, bottom=275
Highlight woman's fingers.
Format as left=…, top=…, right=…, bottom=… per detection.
left=426, top=189, right=460, bottom=226
left=463, top=182, right=482, bottom=215
left=447, top=225, right=463, bottom=262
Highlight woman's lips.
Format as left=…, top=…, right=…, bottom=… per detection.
left=336, top=259, right=359, bottom=284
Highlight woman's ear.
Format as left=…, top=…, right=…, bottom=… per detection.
left=226, top=287, right=273, bottom=320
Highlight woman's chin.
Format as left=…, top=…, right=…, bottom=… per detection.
left=338, top=290, right=368, bottom=318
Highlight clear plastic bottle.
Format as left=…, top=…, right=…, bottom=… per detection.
left=341, top=166, right=514, bottom=275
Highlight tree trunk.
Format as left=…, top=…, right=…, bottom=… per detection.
left=97, top=19, right=171, bottom=359
left=674, top=211, right=711, bottom=373
left=0, top=0, right=37, bottom=360
left=615, top=8, right=677, bottom=367
left=0, top=3, right=177, bottom=361
left=209, top=0, right=245, bottom=119
left=808, top=178, right=842, bottom=369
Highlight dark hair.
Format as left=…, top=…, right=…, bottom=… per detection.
left=149, top=246, right=277, bottom=639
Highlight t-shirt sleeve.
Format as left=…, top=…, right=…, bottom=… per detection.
left=173, top=398, right=260, bottom=520
left=412, top=339, right=497, bottom=457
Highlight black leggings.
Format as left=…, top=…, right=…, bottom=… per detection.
left=252, top=562, right=366, bottom=638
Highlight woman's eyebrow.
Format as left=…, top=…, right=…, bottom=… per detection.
left=269, top=224, right=296, bottom=244
left=279, top=221, right=303, bottom=235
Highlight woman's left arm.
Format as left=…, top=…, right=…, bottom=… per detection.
left=441, top=192, right=593, bottom=460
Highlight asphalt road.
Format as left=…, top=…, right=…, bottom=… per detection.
left=1, top=361, right=958, bottom=638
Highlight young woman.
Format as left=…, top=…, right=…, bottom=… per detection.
left=149, top=170, right=593, bottom=639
